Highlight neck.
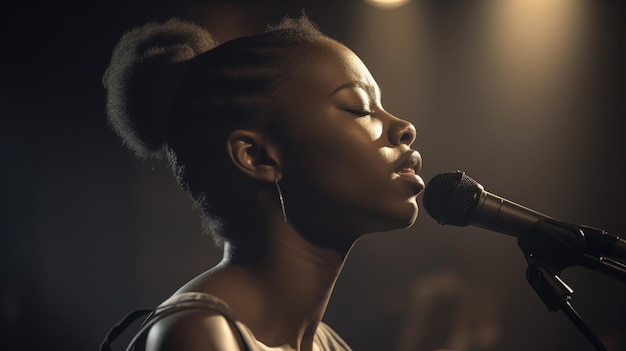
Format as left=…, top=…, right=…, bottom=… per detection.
left=231, top=216, right=351, bottom=350
left=186, top=208, right=353, bottom=351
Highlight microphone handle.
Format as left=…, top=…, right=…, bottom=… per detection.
left=473, top=190, right=552, bottom=238
left=475, top=190, right=626, bottom=260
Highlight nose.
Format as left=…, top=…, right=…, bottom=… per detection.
left=388, top=115, right=416, bottom=146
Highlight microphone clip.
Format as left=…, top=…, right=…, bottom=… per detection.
left=517, top=218, right=587, bottom=274
left=516, top=220, right=612, bottom=351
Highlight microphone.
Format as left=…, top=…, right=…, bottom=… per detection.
left=422, top=171, right=626, bottom=260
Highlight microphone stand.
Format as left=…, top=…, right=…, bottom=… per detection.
left=517, top=219, right=626, bottom=351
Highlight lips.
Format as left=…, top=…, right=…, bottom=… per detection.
left=396, top=150, right=422, bottom=174
left=395, top=150, right=424, bottom=193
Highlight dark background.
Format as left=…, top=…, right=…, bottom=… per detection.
left=2, top=1, right=625, bottom=350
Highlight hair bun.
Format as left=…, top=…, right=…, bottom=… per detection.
left=103, top=18, right=217, bottom=157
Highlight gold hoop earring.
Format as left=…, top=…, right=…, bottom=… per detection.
left=274, top=177, right=287, bottom=223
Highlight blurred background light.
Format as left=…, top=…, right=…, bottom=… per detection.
left=365, top=0, right=411, bottom=10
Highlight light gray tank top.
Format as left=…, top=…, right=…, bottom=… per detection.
left=131, top=292, right=352, bottom=351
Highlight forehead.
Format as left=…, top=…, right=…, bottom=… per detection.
left=288, top=38, right=378, bottom=96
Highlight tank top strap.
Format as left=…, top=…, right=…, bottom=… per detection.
left=127, top=292, right=260, bottom=351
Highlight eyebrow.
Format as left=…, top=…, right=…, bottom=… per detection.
left=331, top=81, right=378, bottom=101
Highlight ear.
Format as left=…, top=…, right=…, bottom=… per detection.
left=226, top=129, right=282, bottom=182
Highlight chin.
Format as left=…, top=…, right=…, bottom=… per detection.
left=402, top=203, right=419, bottom=228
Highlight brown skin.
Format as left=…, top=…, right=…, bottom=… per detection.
left=145, top=37, right=424, bottom=351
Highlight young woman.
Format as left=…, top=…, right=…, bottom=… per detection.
left=102, top=15, right=424, bottom=351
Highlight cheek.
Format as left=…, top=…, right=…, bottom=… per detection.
left=299, top=122, right=387, bottom=187
left=283, top=125, right=392, bottom=215
left=356, top=116, right=383, bottom=142
left=317, top=118, right=391, bottom=199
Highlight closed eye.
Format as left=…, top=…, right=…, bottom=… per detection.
left=343, top=108, right=373, bottom=117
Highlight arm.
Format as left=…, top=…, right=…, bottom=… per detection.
left=145, top=309, right=244, bottom=351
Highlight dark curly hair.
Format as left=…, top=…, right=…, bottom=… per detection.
left=102, top=15, right=327, bottom=246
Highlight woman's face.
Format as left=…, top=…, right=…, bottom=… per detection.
left=275, top=38, right=424, bottom=247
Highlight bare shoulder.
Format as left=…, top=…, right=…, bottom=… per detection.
left=145, top=309, right=243, bottom=351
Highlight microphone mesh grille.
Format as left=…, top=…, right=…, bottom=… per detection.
left=422, top=171, right=481, bottom=226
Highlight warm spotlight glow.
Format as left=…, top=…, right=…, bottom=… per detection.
left=365, top=0, right=411, bottom=10
left=485, top=0, right=587, bottom=90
